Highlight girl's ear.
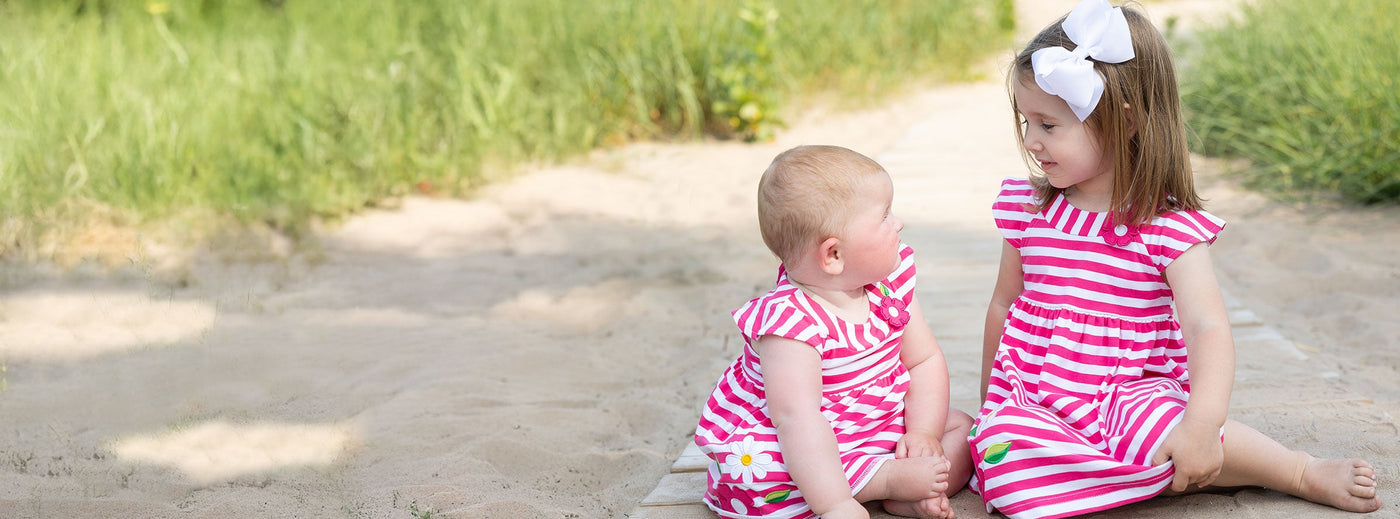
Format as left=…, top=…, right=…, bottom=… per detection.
left=818, top=236, right=844, bottom=276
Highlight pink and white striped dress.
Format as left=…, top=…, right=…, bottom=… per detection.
left=695, top=244, right=918, bottom=519
left=969, top=178, right=1226, bottom=519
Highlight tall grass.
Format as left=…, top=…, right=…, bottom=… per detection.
left=1180, top=0, right=1400, bottom=204
left=0, top=0, right=1010, bottom=257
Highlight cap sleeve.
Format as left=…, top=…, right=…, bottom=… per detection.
left=731, top=292, right=826, bottom=349
left=1144, top=209, right=1227, bottom=269
left=993, top=178, right=1037, bottom=249
left=882, top=243, right=918, bottom=305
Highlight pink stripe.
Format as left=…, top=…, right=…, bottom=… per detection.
left=1020, top=250, right=1162, bottom=283
left=998, top=468, right=1173, bottom=518
left=1018, top=290, right=1167, bottom=320
left=1047, top=196, right=1069, bottom=226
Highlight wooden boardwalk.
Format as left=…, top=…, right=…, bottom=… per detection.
left=631, top=298, right=1275, bottom=518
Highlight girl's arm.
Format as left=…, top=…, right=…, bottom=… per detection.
left=757, top=335, right=866, bottom=517
left=1154, top=243, right=1235, bottom=491
left=896, top=295, right=950, bottom=458
left=982, top=241, right=1024, bottom=402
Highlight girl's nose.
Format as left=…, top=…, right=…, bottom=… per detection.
left=1023, top=133, right=1043, bottom=153
left=892, top=214, right=904, bottom=232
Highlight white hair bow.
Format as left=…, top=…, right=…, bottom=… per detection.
left=1030, top=0, right=1135, bottom=121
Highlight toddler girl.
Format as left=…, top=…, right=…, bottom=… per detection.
left=697, top=145, right=972, bottom=519
left=970, top=1, right=1382, bottom=518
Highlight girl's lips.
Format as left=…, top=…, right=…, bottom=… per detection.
left=1039, top=160, right=1057, bottom=170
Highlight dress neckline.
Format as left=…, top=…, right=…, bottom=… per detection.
left=788, top=280, right=880, bottom=328
left=1044, top=192, right=1111, bottom=238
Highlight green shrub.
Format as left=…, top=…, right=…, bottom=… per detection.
left=0, top=1, right=1008, bottom=256
left=1181, top=0, right=1400, bottom=204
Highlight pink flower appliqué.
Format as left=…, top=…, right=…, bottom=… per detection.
left=1099, top=219, right=1140, bottom=247
left=876, top=283, right=909, bottom=328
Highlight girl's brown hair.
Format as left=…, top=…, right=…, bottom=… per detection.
left=1010, top=3, right=1202, bottom=226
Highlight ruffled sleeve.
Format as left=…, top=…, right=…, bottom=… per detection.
left=993, top=178, right=1038, bottom=249
left=1144, top=209, right=1227, bottom=269
left=732, top=290, right=827, bottom=349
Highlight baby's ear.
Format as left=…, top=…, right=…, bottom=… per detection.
left=818, top=236, right=844, bottom=276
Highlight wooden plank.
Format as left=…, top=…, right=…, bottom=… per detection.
left=640, top=472, right=708, bottom=506
left=671, top=440, right=709, bottom=473
left=629, top=503, right=716, bottom=519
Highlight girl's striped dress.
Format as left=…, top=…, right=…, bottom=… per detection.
left=695, top=244, right=918, bottom=519
left=969, top=178, right=1225, bottom=519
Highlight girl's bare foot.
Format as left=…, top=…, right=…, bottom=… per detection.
left=883, top=495, right=954, bottom=519
left=1294, top=455, right=1382, bottom=513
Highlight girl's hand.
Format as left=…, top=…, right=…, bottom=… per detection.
left=896, top=430, right=945, bottom=459
left=818, top=498, right=870, bottom=519
left=1151, top=417, right=1223, bottom=491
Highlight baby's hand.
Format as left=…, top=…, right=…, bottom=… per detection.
left=896, top=430, right=945, bottom=459
left=1151, top=417, right=1223, bottom=491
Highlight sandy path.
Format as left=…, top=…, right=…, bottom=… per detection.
left=2, top=1, right=1397, bottom=518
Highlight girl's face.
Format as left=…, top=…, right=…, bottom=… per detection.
left=839, top=172, right=903, bottom=285
left=1014, top=75, right=1115, bottom=197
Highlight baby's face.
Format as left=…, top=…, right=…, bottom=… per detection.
left=837, top=172, right=903, bottom=284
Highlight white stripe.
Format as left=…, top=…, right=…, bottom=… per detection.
left=1020, top=261, right=1161, bottom=293
left=1068, top=210, right=1090, bottom=235
left=1085, top=211, right=1107, bottom=236
left=1019, top=234, right=1155, bottom=271
left=1026, top=477, right=1167, bottom=519
left=1119, top=402, right=1181, bottom=464
left=1008, top=305, right=1172, bottom=343
left=988, top=453, right=1170, bottom=507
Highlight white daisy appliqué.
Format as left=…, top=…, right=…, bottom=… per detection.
left=724, top=436, right=773, bottom=484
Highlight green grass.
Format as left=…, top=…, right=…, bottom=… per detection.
left=1180, top=0, right=1400, bottom=204
left=0, top=0, right=1010, bottom=258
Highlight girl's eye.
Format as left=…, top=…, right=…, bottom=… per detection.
left=1041, top=123, right=1055, bottom=131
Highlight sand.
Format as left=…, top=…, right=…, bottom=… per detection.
left=1, top=1, right=1396, bottom=518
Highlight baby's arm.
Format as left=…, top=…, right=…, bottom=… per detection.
left=897, top=295, right=951, bottom=458
left=982, top=241, right=1024, bottom=402
left=1155, top=243, right=1235, bottom=490
left=757, top=335, right=868, bottom=518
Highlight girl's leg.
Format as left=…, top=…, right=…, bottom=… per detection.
left=873, top=409, right=975, bottom=519
left=1204, top=419, right=1380, bottom=513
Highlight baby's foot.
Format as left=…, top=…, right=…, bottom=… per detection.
left=883, top=495, right=954, bottom=519
left=1297, top=456, right=1382, bottom=513
left=884, top=456, right=951, bottom=502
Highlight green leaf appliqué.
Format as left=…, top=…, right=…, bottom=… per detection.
left=763, top=490, right=791, bottom=503
left=983, top=442, right=1012, bottom=464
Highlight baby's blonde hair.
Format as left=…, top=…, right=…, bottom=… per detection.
left=1011, top=2, right=1203, bottom=226
left=758, top=145, right=885, bottom=266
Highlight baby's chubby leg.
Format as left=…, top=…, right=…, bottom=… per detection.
left=855, top=456, right=952, bottom=518
left=937, top=410, right=974, bottom=494
left=855, top=456, right=950, bottom=503
left=856, top=410, right=975, bottom=519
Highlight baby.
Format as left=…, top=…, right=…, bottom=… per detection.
left=695, top=145, right=972, bottom=519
